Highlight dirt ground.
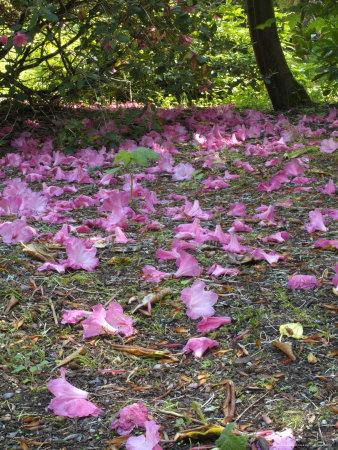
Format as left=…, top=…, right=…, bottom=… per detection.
left=0, top=103, right=337, bottom=449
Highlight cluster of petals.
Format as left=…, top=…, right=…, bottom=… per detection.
left=288, top=274, right=318, bottom=290
left=81, top=303, right=134, bottom=338
left=0, top=218, right=36, bottom=243
left=111, top=399, right=148, bottom=435
left=48, top=368, right=102, bottom=418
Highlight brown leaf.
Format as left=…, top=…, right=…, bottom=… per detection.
left=14, top=317, right=25, bottom=330
left=272, top=341, right=296, bottom=361
left=111, top=344, right=178, bottom=361
left=173, top=327, right=189, bottom=333
left=327, top=350, right=338, bottom=357
left=131, top=288, right=172, bottom=314
left=21, top=242, right=56, bottom=262
left=4, top=296, right=19, bottom=314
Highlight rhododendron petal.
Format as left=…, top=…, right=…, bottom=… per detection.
left=66, top=238, right=99, bottom=272
left=197, top=317, right=231, bottom=333
left=175, top=251, right=201, bottom=277
left=37, top=260, right=68, bottom=274
left=227, top=202, right=246, bottom=217
left=111, top=400, right=148, bottom=435
left=257, top=428, right=296, bottom=450
left=207, top=264, right=240, bottom=277
left=141, top=265, right=171, bottom=282
left=61, top=310, right=90, bottom=324
left=305, top=209, right=328, bottom=233
left=0, top=218, right=35, bottom=243
left=288, top=275, right=318, bottom=290
left=126, top=420, right=162, bottom=450
left=181, top=280, right=218, bottom=319
left=183, top=337, right=218, bottom=359
left=48, top=368, right=102, bottom=418
left=82, top=303, right=134, bottom=338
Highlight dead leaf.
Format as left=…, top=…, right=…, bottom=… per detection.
left=173, top=327, right=189, bottom=333
left=327, top=350, right=338, bottom=357
left=21, top=242, right=56, bottom=262
left=272, top=341, right=296, bottom=361
left=280, top=322, right=303, bottom=340
left=111, top=344, right=178, bottom=361
left=14, top=317, right=25, bottom=330
left=130, top=288, right=172, bottom=314
left=4, top=296, right=19, bottom=314
left=174, top=424, right=224, bottom=441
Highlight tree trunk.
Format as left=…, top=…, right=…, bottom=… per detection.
left=246, top=0, right=312, bottom=110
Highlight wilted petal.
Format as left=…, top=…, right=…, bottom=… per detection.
left=305, top=209, right=328, bottom=233
left=288, top=274, right=318, bottom=290
left=126, top=420, right=162, bottom=450
left=197, top=317, right=231, bottom=333
left=61, top=309, right=90, bottom=324
left=183, top=337, right=218, bottom=359
left=141, top=265, right=171, bottom=283
left=175, top=251, right=201, bottom=277
left=111, top=399, right=148, bottom=435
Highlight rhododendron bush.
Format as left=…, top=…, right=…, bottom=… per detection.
left=0, top=102, right=336, bottom=448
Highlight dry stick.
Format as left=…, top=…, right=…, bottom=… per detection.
left=48, top=298, right=58, bottom=325
left=157, top=409, right=205, bottom=425
left=235, top=392, right=269, bottom=422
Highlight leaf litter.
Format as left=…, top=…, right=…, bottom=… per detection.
left=0, top=103, right=337, bottom=449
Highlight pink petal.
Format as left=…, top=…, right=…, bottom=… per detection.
left=66, top=238, right=99, bottom=272
left=207, top=264, right=240, bottom=277
left=288, top=274, right=318, bottom=290
left=183, top=337, right=218, bottom=359
left=197, top=317, right=231, bottom=333
left=181, top=280, right=218, bottom=319
left=141, top=265, right=171, bottom=282
left=175, top=251, right=201, bottom=277
left=61, top=310, right=90, bottom=324
left=111, top=399, right=148, bottom=435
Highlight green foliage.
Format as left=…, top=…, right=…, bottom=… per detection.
left=112, top=147, right=160, bottom=205
left=215, top=423, right=250, bottom=450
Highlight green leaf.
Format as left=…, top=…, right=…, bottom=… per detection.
left=256, top=18, right=275, bottom=30
left=130, top=147, right=160, bottom=166
left=115, top=150, right=132, bottom=166
left=215, top=423, right=249, bottom=450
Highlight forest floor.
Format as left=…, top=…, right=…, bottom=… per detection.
left=0, top=102, right=337, bottom=450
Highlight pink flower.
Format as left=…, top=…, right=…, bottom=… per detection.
left=319, top=179, right=336, bottom=194
left=207, top=264, right=240, bottom=277
left=111, top=399, right=148, bottom=435
left=181, top=34, right=194, bottom=46
left=0, top=35, right=8, bottom=45
left=253, top=205, right=276, bottom=225
left=126, top=420, right=162, bottom=450
left=48, top=368, right=102, bottom=418
left=227, top=202, right=246, bottom=217
left=197, top=317, right=231, bottom=333
left=183, top=337, right=218, bottom=359
left=61, top=310, right=90, bottom=324
left=208, top=224, right=230, bottom=244
left=65, top=238, right=99, bottom=272
left=288, top=274, right=318, bottom=290
left=82, top=303, right=134, bottom=338
left=175, top=251, right=201, bottom=277
left=181, top=280, right=218, bottom=319
left=172, top=162, right=195, bottom=180
left=13, top=32, right=29, bottom=47
left=320, top=137, right=337, bottom=153
left=0, top=218, right=35, bottom=243
left=141, top=265, right=171, bottom=283
left=305, top=209, right=328, bottom=233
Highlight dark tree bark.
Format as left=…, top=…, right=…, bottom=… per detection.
left=246, top=0, right=312, bottom=110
